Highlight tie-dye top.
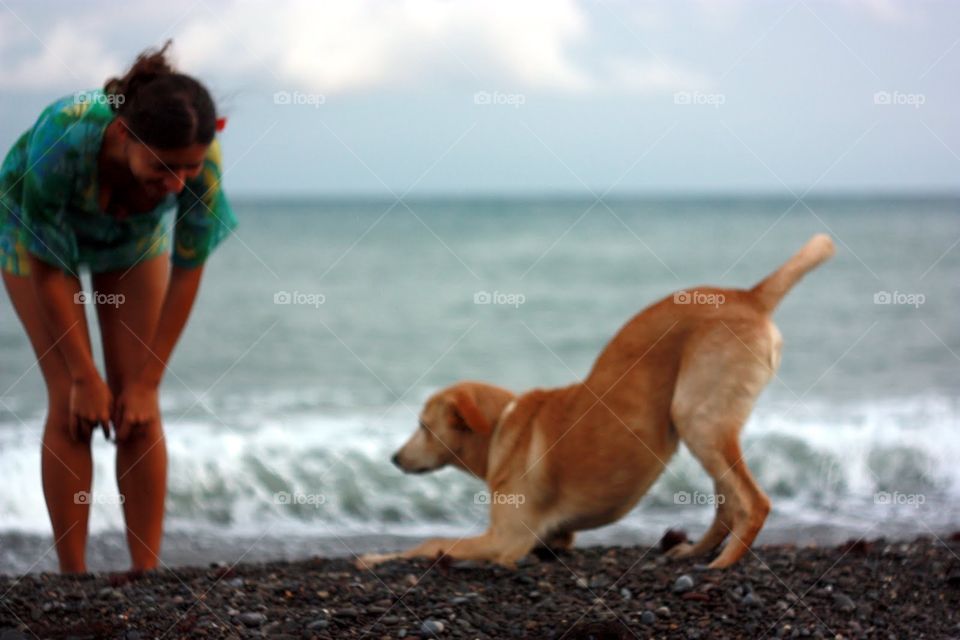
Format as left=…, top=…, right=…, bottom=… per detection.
left=0, top=88, right=237, bottom=275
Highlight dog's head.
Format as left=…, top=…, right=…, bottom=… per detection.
left=391, top=381, right=515, bottom=478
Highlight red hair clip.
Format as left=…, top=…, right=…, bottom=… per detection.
left=216, top=117, right=227, bottom=132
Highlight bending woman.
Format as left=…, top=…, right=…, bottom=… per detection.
left=0, top=41, right=237, bottom=573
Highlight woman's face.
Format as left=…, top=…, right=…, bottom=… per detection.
left=125, top=139, right=208, bottom=199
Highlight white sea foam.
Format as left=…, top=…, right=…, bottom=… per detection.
left=1, top=394, right=957, bottom=541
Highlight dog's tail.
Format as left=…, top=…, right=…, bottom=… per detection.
left=750, top=234, right=835, bottom=312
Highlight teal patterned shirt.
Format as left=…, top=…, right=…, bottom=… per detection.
left=0, top=89, right=237, bottom=275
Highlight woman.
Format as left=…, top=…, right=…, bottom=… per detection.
left=0, top=41, right=236, bottom=574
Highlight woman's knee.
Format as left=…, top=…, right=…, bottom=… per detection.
left=42, top=384, right=91, bottom=445
left=116, top=420, right=165, bottom=450
left=39, top=361, right=72, bottom=406
left=44, top=386, right=71, bottom=425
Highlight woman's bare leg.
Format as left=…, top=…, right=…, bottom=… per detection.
left=93, top=254, right=169, bottom=571
left=3, top=270, right=93, bottom=573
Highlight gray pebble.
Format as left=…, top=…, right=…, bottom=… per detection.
left=673, top=574, right=695, bottom=593
left=832, top=592, right=856, bottom=612
left=742, top=591, right=764, bottom=607
left=420, top=619, right=445, bottom=635
left=656, top=606, right=671, bottom=617
left=306, top=619, right=329, bottom=630
left=640, top=610, right=657, bottom=625
left=619, top=587, right=632, bottom=600
left=238, top=612, right=266, bottom=627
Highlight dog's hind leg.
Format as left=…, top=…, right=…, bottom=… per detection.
left=665, top=481, right=733, bottom=560
left=669, top=321, right=778, bottom=568
left=668, top=434, right=770, bottom=568
left=702, top=440, right=770, bottom=568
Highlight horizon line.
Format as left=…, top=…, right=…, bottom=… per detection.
left=226, top=189, right=960, bottom=202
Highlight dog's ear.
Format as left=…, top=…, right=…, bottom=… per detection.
left=449, top=387, right=492, bottom=436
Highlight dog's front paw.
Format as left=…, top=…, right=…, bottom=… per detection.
left=355, top=552, right=397, bottom=570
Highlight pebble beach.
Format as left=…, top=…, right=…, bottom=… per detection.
left=2, top=534, right=959, bottom=639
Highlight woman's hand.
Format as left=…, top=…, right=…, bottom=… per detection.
left=113, top=380, right=160, bottom=442
left=69, top=374, right=114, bottom=442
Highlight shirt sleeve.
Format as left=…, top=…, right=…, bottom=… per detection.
left=172, top=138, right=238, bottom=268
left=19, top=105, right=81, bottom=272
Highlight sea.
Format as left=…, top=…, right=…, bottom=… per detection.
left=1, top=195, right=957, bottom=574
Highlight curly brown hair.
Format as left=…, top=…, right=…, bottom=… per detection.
left=104, top=40, right=217, bottom=149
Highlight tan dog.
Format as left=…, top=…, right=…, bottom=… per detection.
left=359, top=235, right=835, bottom=570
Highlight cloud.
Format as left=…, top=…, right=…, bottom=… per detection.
left=0, top=15, right=122, bottom=90
left=172, top=0, right=706, bottom=96
left=605, top=57, right=709, bottom=93
left=173, top=0, right=593, bottom=93
left=0, top=0, right=707, bottom=97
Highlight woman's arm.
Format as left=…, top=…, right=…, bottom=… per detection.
left=142, top=263, right=204, bottom=386
left=117, top=138, right=236, bottom=439
left=114, top=263, right=203, bottom=440
left=28, top=255, right=112, bottom=441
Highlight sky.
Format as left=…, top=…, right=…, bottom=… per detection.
left=0, top=0, right=958, bottom=197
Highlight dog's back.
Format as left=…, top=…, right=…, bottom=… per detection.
left=583, top=233, right=836, bottom=403
left=526, top=235, right=835, bottom=560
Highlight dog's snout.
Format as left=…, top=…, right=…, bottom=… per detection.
left=391, top=452, right=401, bottom=468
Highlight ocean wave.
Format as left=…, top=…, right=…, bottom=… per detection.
left=1, top=393, right=957, bottom=539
